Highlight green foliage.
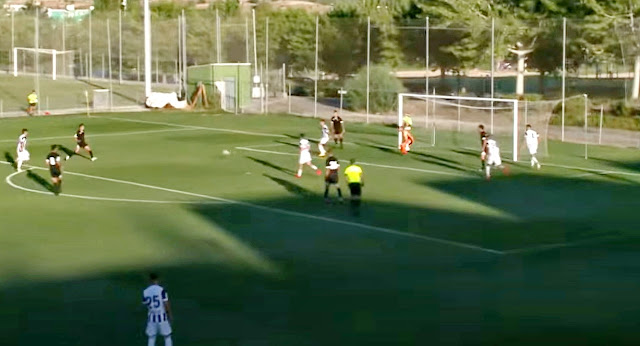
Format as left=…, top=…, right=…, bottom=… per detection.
left=550, top=98, right=640, bottom=130
left=210, top=0, right=240, bottom=18
left=344, top=65, right=406, bottom=113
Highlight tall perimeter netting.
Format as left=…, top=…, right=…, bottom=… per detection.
left=398, top=94, right=555, bottom=161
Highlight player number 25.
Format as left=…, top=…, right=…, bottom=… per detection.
left=144, top=295, right=161, bottom=308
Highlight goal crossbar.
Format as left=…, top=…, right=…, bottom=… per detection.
left=398, top=93, right=520, bottom=162
left=13, top=47, right=75, bottom=81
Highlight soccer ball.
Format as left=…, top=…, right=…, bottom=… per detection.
left=222, top=149, right=231, bottom=156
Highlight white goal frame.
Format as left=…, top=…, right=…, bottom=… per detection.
left=13, top=47, right=75, bottom=81
left=398, top=93, right=520, bottom=162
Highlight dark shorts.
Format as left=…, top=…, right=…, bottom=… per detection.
left=50, top=168, right=61, bottom=178
left=348, top=183, right=361, bottom=196
left=29, top=103, right=37, bottom=107
left=77, top=141, right=88, bottom=148
left=325, top=173, right=338, bottom=185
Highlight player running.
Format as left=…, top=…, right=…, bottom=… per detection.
left=478, top=124, right=488, bottom=171
left=143, top=273, right=173, bottom=346
left=16, top=128, right=30, bottom=172
left=524, top=124, right=541, bottom=169
left=330, top=110, right=345, bottom=148
left=66, top=123, right=97, bottom=161
left=296, top=134, right=322, bottom=178
left=318, top=119, right=330, bottom=157
left=324, top=150, right=343, bottom=204
left=344, top=159, right=364, bottom=215
left=46, top=145, right=63, bottom=195
left=482, top=135, right=509, bottom=180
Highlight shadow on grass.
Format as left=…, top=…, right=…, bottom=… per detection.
left=264, top=173, right=313, bottom=196
left=25, top=170, right=55, bottom=193
left=247, top=156, right=294, bottom=175
left=3, top=172, right=640, bottom=346
left=3, top=152, right=16, bottom=169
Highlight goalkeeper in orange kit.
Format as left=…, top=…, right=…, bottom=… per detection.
left=399, top=114, right=414, bottom=155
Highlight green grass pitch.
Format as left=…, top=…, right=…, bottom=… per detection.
left=1, top=111, right=640, bottom=345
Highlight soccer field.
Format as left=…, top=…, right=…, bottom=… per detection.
left=1, top=111, right=640, bottom=345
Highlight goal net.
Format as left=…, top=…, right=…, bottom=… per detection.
left=13, top=48, right=76, bottom=80
left=398, top=94, right=554, bottom=162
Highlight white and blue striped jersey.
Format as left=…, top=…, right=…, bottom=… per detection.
left=142, top=284, right=169, bottom=323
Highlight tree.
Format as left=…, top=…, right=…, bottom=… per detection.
left=345, top=64, right=406, bottom=113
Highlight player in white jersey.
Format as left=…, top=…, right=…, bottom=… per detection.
left=16, top=129, right=30, bottom=172
left=318, top=119, right=330, bottom=157
left=481, top=135, right=509, bottom=180
left=142, top=273, right=173, bottom=346
left=523, top=124, right=541, bottom=169
left=296, top=134, right=322, bottom=178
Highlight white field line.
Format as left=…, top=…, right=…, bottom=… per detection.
left=239, top=143, right=287, bottom=149
left=104, top=116, right=288, bottom=138
left=568, top=171, right=614, bottom=179
left=235, top=146, right=471, bottom=178
left=0, top=160, right=501, bottom=255
left=5, top=170, right=226, bottom=205
left=502, top=235, right=631, bottom=255
left=544, top=163, right=640, bottom=178
left=0, top=128, right=202, bottom=144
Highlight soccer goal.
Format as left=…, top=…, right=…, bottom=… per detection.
left=398, top=93, right=554, bottom=162
left=13, top=48, right=76, bottom=80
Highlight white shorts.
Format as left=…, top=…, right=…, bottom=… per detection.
left=527, top=144, right=538, bottom=155
left=319, top=137, right=329, bottom=145
left=487, top=154, right=502, bottom=166
left=17, top=150, right=30, bottom=161
left=146, top=321, right=172, bottom=337
left=299, top=151, right=312, bottom=164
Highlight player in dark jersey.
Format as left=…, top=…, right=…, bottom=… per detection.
left=324, top=150, right=343, bottom=204
left=66, top=123, right=96, bottom=161
left=46, top=145, right=62, bottom=195
left=330, top=110, right=345, bottom=148
left=478, top=124, right=488, bottom=171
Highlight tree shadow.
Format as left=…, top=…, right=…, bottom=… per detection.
left=57, top=145, right=90, bottom=161
left=247, top=156, right=294, bottom=175
left=275, top=140, right=299, bottom=148
left=354, top=142, right=398, bottom=155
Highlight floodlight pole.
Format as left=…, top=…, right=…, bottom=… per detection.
left=144, top=0, right=152, bottom=98
left=561, top=17, right=567, bottom=141
left=338, top=88, right=347, bottom=115
left=107, top=19, right=113, bottom=110
left=181, top=12, right=187, bottom=98
left=599, top=104, right=604, bottom=145
left=425, top=17, right=429, bottom=129
left=89, top=7, right=92, bottom=80
left=584, top=94, right=588, bottom=159
left=252, top=9, right=258, bottom=77
left=119, top=9, right=123, bottom=84
left=314, top=15, right=319, bottom=118
left=490, top=17, right=495, bottom=133
left=10, top=10, right=14, bottom=64
left=366, top=16, right=371, bottom=124
left=245, top=17, right=250, bottom=64
left=35, top=9, right=40, bottom=115
left=62, top=18, right=66, bottom=77
left=266, top=16, right=269, bottom=114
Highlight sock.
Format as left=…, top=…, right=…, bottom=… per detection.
left=485, top=165, right=491, bottom=178
left=337, top=188, right=342, bottom=198
left=481, top=160, right=485, bottom=170
left=17, top=160, right=22, bottom=170
left=164, top=335, right=172, bottom=346
left=340, top=138, right=343, bottom=147
left=148, top=335, right=156, bottom=346
left=533, top=156, right=539, bottom=165
left=324, top=186, right=329, bottom=198
left=334, top=139, right=338, bottom=145
left=310, top=164, right=318, bottom=170
left=297, top=168, right=302, bottom=176
left=89, top=150, right=94, bottom=158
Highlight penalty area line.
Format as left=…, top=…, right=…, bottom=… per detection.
left=0, top=127, right=203, bottom=144
left=104, top=116, right=288, bottom=139
left=5, top=170, right=228, bottom=205
left=235, top=146, right=471, bottom=178
left=0, top=160, right=501, bottom=255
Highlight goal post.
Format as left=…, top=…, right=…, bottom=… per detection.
left=13, top=47, right=76, bottom=80
left=398, top=93, right=520, bottom=162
